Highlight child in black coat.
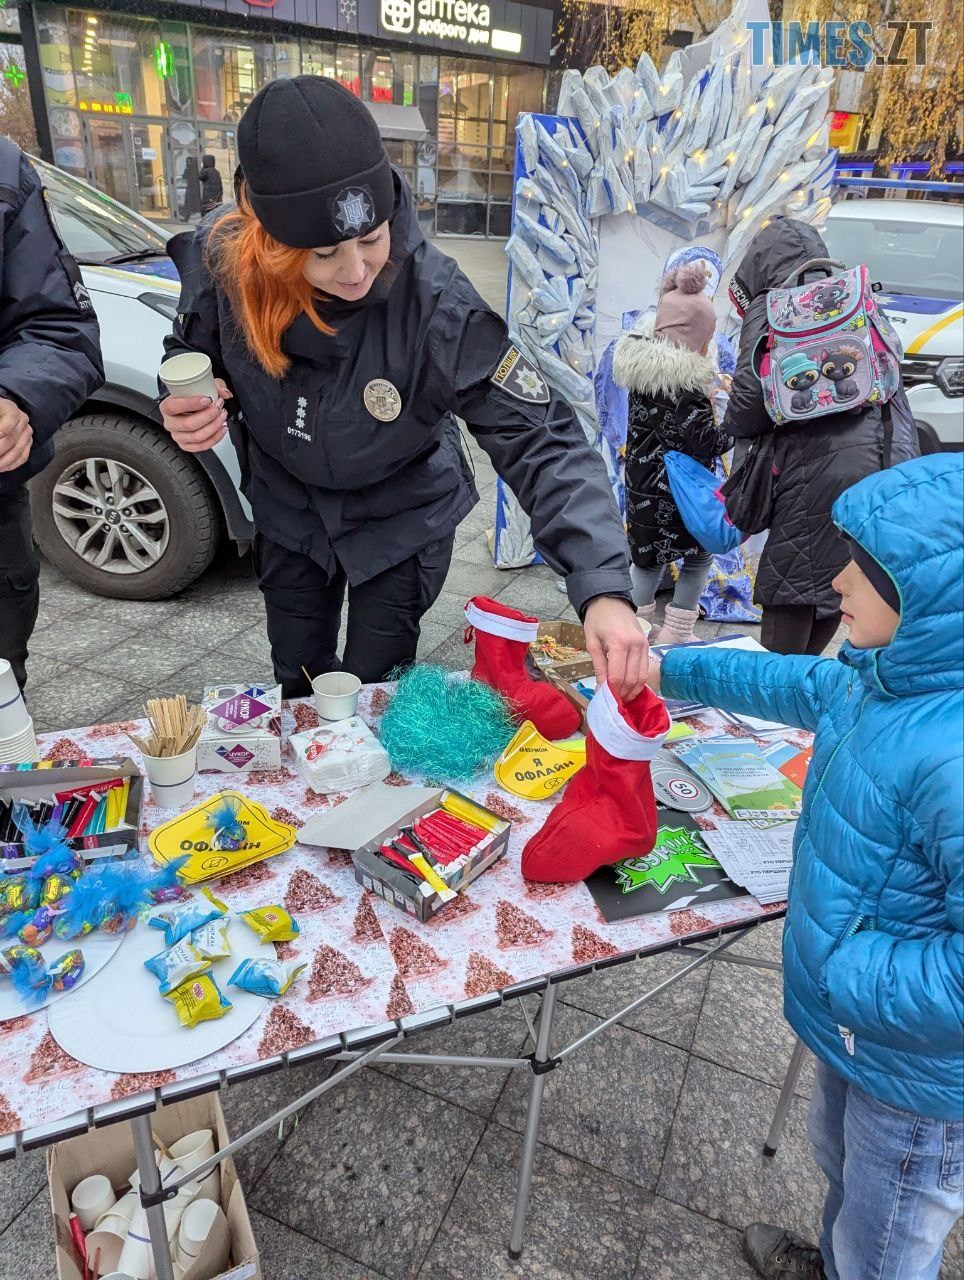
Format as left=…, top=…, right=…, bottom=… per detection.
left=614, top=261, right=731, bottom=644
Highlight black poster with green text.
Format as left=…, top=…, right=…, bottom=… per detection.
left=585, top=808, right=748, bottom=923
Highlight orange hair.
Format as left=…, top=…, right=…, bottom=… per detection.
left=207, top=185, right=333, bottom=378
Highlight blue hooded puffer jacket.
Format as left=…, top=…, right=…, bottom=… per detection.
left=661, top=454, right=964, bottom=1121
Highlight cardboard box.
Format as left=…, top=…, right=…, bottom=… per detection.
left=0, top=757, right=143, bottom=868
left=48, top=1092, right=260, bottom=1280
left=197, top=683, right=282, bottom=773
left=352, top=788, right=510, bottom=922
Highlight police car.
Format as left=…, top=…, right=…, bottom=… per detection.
left=26, top=159, right=252, bottom=601
left=824, top=198, right=963, bottom=453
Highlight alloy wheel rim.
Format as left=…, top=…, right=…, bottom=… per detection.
left=51, top=455, right=170, bottom=575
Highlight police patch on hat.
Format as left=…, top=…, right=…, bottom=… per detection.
left=331, top=185, right=376, bottom=238
left=490, top=345, right=550, bottom=405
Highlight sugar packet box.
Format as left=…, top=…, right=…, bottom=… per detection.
left=197, top=682, right=283, bottom=773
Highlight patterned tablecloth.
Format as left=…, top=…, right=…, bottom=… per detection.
left=0, top=688, right=803, bottom=1140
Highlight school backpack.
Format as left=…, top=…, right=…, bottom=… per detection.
left=758, top=258, right=903, bottom=425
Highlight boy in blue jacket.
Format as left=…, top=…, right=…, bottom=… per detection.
left=650, top=454, right=963, bottom=1280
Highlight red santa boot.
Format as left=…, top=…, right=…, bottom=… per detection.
left=465, top=597, right=581, bottom=740
left=521, top=682, right=671, bottom=882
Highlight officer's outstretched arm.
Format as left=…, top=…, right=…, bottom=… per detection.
left=451, top=310, right=632, bottom=620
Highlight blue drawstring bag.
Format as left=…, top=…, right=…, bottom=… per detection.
left=663, top=450, right=744, bottom=555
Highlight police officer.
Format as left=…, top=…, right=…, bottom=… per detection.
left=0, top=137, right=104, bottom=692
left=159, top=77, right=646, bottom=699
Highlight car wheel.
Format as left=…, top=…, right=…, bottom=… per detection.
left=915, top=420, right=940, bottom=455
left=30, top=413, right=220, bottom=600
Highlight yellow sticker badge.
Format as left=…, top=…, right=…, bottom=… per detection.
left=494, top=721, right=586, bottom=800
left=149, top=790, right=297, bottom=884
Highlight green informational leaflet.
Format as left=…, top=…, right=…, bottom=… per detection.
left=671, top=736, right=803, bottom=820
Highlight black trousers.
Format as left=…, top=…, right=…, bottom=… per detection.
left=255, top=533, right=455, bottom=698
left=0, top=486, right=40, bottom=693
left=761, top=604, right=841, bottom=657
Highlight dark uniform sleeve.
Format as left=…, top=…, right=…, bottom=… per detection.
left=721, top=301, right=773, bottom=441
left=161, top=229, right=227, bottom=387
left=0, top=152, right=103, bottom=446
left=448, top=307, right=633, bottom=619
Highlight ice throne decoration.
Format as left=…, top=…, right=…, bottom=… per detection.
left=493, top=0, right=837, bottom=581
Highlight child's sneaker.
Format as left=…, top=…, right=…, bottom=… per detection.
left=742, top=1224, right=826, bottom=1279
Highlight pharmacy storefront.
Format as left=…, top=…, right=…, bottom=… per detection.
left=22, top=0, right=553, bottom=236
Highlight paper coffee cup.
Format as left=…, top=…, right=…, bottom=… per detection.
left=117, top=1207, right=154, bottom=1280
left=169, top=1129, right=219, bottom=1204
left=175, top=1200, right=228, bottom=1276
left=71, top=1174, right=117, bottom=1232
left=85, top=1222, right=128, bottom=1276
left=0, top=719, right=39, bottom=764
left=95, top=1190, right=138, bottom=1233
left=0, top=660, right=29, bottom=738
left=312, top=672, right=361, bottom=722
left=142, top=746, right=197, bottom=810
left=159, top=352, right=220, bottom=403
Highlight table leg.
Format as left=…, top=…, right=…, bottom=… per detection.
left=763, top=1037, right=808, bottom=1158
left=132, top=1111, right=177, bottom=1280
left=508, top=982, right=558, bottom=1260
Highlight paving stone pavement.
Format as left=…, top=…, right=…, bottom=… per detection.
left=4, top=238, right=961, bottom=1280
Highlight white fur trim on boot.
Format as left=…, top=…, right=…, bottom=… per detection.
left=464, top=600, right=539, bottom=642
left=654, top=605, right=700, bottom=646
left=586, top=683, right=667, bottom=761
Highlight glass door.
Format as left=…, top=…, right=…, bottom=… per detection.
left=84, top=117, right=135, bottom=210
left=198, top=128, right=238, bottom=205
left=130, top=122, right=171, bottom=218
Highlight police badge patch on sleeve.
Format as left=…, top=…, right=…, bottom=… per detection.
left=490, top=345, right=550, bottom=405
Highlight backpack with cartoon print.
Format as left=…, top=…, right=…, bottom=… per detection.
left=758, top=258, right=903, bottom=425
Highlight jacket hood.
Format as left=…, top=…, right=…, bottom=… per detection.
left=612, top=319, right=716, bottom=398
left=731, top=218, right=828, bottom=305
left=201, top=154, right=216, bottom=168
left=833, top=453, right=964, bottom=697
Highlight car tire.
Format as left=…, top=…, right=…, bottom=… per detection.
left=30, top=413, right=220, bottom=601
left=915, top=420, right=940, bottom=455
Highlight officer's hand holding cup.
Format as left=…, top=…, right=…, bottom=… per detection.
left=0, top=395, right=32, bottom=474
left=159, top=352, right=232, bottom=454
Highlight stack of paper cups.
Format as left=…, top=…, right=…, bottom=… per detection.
left=0, top=659, right=39, bottom=763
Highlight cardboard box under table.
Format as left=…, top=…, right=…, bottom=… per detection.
left=0, top=757, right=142, bottom=868
left=300, top=782, right=510, bottom=922
left=48, top=1092, right=260, bottom=1280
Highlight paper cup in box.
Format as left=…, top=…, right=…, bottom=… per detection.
left=149, top=789, right=296, bottom=883
left=71, top=1174, right=116, bottom=1231
left=169, top=1128, right=219, bottom=1204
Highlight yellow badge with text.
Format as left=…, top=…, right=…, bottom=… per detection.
left=149, top=790, right=297, bottom=884
left=494, top=722, right=587, bottom=800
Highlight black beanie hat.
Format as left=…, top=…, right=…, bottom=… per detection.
left=849, top=539, right=901, bottom=615
left=237, top=76, right=394, bottom=249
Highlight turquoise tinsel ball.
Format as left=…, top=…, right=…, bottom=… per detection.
left=380, top=665, right=515, bottom=783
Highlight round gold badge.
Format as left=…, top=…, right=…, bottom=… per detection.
left=363, top=379, right=402, bottom=422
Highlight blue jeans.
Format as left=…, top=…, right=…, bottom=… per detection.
left=808, top=1060, right=963, bottom=1280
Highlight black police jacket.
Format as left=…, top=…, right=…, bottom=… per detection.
left=0, top=138, right=104, bottom=497
left=164, top=174, right=632, bottom=617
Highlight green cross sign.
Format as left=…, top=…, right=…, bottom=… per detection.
left=3, top=66, right=26, bottom=89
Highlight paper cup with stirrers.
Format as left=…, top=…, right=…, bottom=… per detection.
left=129, top=696, right=206, bottom=811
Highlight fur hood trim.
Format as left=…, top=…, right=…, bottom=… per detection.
left=612, top=328, right=716, bottom=397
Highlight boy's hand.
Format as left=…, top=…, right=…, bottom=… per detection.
left=646, top=651, right=662, bottom=695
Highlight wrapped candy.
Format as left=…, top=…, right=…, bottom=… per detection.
left=191, top=918, right=231, bottom=961
left=150, top=889, right=227, bottom=948
left=164, top=974, right=232, bottom=1028
left=145, top=938, right=211, bottom=996
left=206, top=797, right=247, bottom=852
left=238, top=905, right=299, bottom=944
left=228, top=957, right=305, bottom=999
left=49, top=949, right=85, bottom=992
left=0, top=875, right=41, bottom=913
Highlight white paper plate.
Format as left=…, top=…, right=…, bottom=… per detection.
left=48, top=913, right=272, bottom=1073
left=0, top=929, right=125, bottom=1022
